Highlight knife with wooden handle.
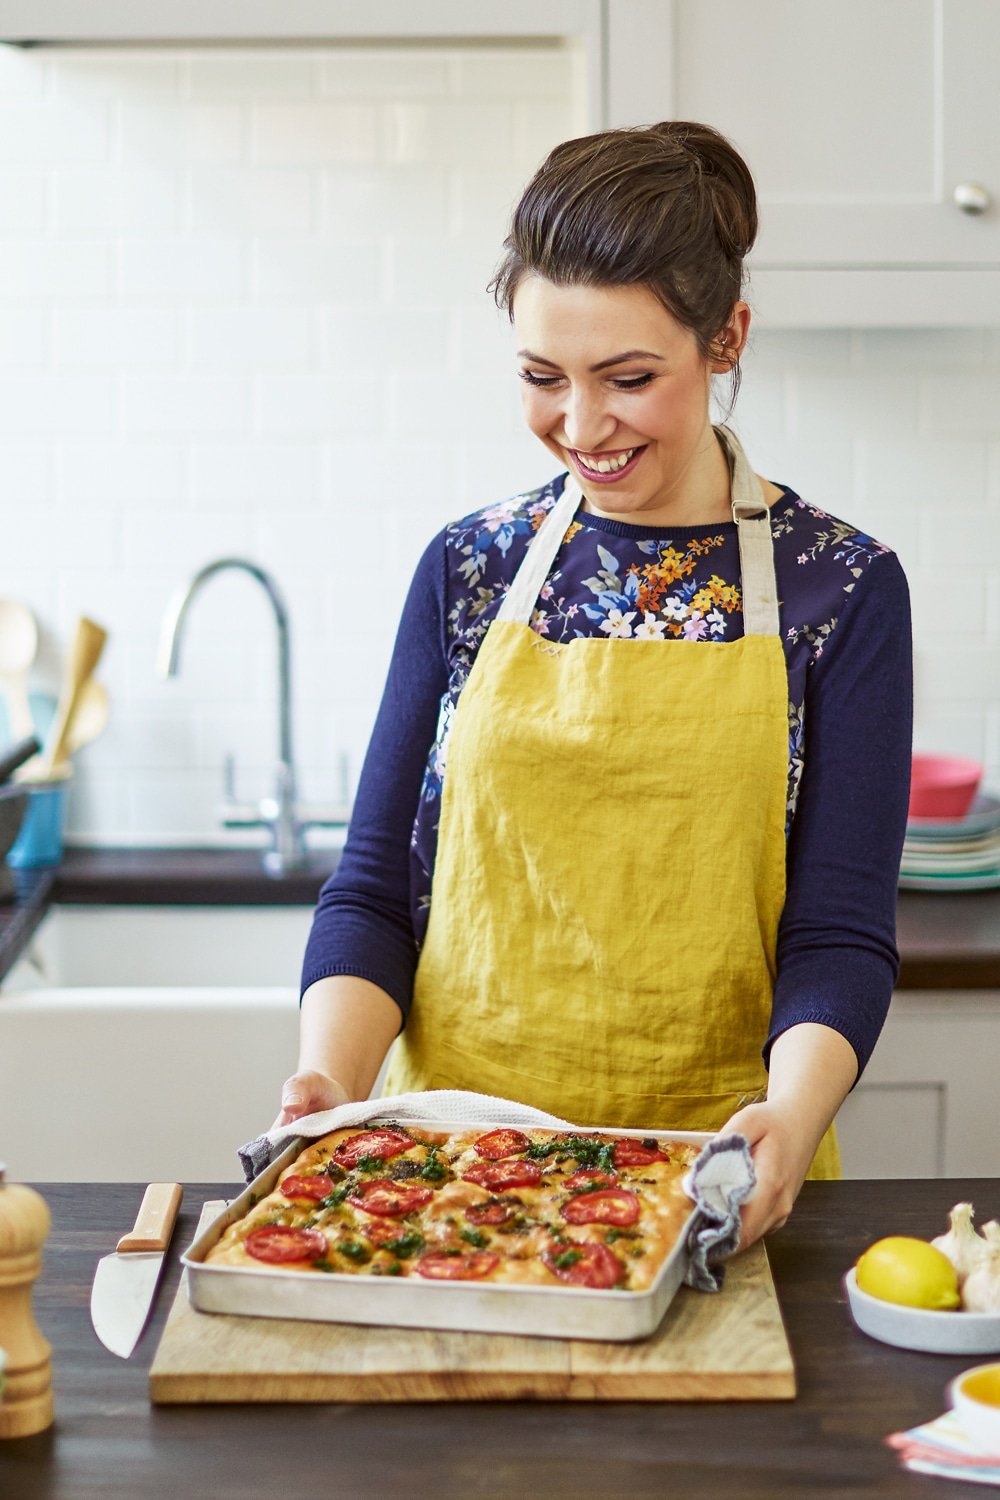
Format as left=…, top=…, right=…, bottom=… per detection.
left=90, top=1183, right=182, bottom=1358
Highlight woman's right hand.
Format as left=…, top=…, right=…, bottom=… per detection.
left=271, top=1069, right=351, bottom=1131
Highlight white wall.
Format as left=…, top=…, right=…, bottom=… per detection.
left=0, top=41, right=996, bottom=844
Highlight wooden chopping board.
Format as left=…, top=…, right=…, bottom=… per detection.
left=150, top=1201, right=795, bottom=1403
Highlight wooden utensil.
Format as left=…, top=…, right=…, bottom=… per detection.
left=0, top=598, right=38, bottom=744
left=48, top=677, right=109, bottom=777
left=38, top=617, right=107, bottom=779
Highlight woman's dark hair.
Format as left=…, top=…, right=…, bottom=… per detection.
left=488, top=120, right=757, bottom=407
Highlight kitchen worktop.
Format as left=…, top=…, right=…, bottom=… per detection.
left=2, top=847, right=1000, bottom=989
left=4, top=1178, right=998, bottom=1500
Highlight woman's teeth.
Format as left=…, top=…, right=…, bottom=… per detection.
left=576, top=448, right=637, bottom=474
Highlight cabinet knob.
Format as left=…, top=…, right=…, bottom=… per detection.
left=953, top=182, right=991, bottom=216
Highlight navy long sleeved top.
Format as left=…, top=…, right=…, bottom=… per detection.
left=302, top=472, right=913, bottom=1079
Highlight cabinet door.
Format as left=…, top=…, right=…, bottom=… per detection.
left=836, top=990, right=1000, bottom=1179
left=607, top=0, right=1000, bottom=269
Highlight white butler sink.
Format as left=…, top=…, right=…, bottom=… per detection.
left=0, top=905, right=313, bottom=1182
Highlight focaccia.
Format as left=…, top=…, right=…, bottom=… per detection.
left=207, top=1122, right=699, bottom=1292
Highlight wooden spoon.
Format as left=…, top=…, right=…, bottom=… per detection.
left=0, top=598, right=39, bottom=742
left=38, top=617, right=108, bottom=779
left=49, top=678, right=109, bottom=777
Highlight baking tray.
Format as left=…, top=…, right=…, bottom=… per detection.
left=182, top=1119, right=712, bottom=1343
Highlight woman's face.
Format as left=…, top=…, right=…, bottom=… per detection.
left=512, top=277, right=745, bottom=526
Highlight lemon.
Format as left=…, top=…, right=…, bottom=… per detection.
left=855, top=1235, right=960, bottom=1311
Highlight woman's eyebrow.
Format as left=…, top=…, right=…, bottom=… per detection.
left=517, top=349, right=666, bottom=371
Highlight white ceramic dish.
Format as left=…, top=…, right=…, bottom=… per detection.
left=949, top=1363, right=1000, bottom=1453
left=183, top=1120, right=711, bottom=1343
left=844, top=1268, right=1000, bottom=1355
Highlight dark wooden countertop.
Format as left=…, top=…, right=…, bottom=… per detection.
left=3, top=846, right=1000, bottom=988
left=4, top=1178, right=998, bottom=1499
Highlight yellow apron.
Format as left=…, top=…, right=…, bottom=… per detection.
left=386, top=424, right=840, bottom=1180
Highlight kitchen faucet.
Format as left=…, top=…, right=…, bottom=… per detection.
left=157, top=557, right=348, bottom=876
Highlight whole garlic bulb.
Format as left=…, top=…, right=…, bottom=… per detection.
left=931, top=1201, right=988, bottom=1287
left=981, top=1220, right=1000, bottom=1250
left=961, top=1247, right=1000, bottom=1313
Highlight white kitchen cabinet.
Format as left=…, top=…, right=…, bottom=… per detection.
left=606, top=0, right=1000, bottom=326
left=836, top=990, right=1000, bottom=1179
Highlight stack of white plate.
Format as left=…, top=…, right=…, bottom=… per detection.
left=899, top=793, right=1000, bottom=891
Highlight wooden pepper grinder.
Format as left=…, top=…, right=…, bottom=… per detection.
left=0, top=1165, right=54, bottom=1439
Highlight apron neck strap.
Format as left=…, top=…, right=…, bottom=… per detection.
left=496, top=425, right=779, bottom=636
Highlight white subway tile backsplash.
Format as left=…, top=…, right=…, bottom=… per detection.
left=254, top=374, right=381, bottom=438
left=319, top=165, right=451, bottom=237
left=384, top=103, right=513, bottom=167
left=857, top=439, right=988, bottom=503
left=251, top=237, right=383, bottom=304
left=192, top=442, right=324, bottom=509
left=120, top=237, right=246, bottom=303
left=0, top=240, right=113, bottom=301
left=120, top=103, right=242, bottom=167
left=55, top=308, right=181, bottom=368
left=0, top=374, right=116, bottom=435
left=189, top=52, right=318, bottom=101
left=452, top=48, right=569, bottom=101
left=187, top=169, right=315, bottom=237
left=0, top=40, right=991, bottom=844
left=54, top=169, right=182, bottom=233
left=123, top=374, right=250, bottom=436
left=187, top=306, right=314, bottom=368
left=57, top=441, right=186, bottom=506
left=323, top=306, right=450, bottom=371
left=251, top=104, right=379, bottom=166
left=0, top=443, right=52, bottom=507
left=0, top=104, right=110, bottom=165
left=319, top=50, right=453, bottom=100
left=0, top=309, right=49, bottom=368
left=0, top=171, right=47, bottom=231
left=920, top=375, right=1000, bottom=437
left=121, top=506, right=256, bottom=574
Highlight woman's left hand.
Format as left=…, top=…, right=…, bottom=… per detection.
left=716, top=1098, right=817, bottom=1251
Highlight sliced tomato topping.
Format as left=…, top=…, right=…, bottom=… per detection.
left=332, top=1128, right=412, bottom=1168
left=565, top=1167, right=618, bottom=1191
left=561, top=1188, right=640, bottom=1227
left=415, top=1252, right=500, bottom=1281
left=473, top=1128, right=531, bottom=1160
left=360, top=1219, right=400, bottom=1247
left=612, top=1138, right=664, bottom=1168
left=461, top=1160, right=542, bottom=1191
left=245, top=1226, right=328, bottom=1264
left=543, top=1240, right=624, bottom=1289
left=347, top=1178, right=433, bottom=1218
left=465, top=1197, right=520, bottom=1227
left=279, top=1173, right=333, bottom=1202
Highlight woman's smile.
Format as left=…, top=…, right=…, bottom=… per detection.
left=513, top=277, right=743, bottom=527
left=571, top=445, right=647, bottom=481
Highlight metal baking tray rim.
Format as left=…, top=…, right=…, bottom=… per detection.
left=182, top=1120, right=713, bottom=1343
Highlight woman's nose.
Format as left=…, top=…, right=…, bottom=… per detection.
left=559, top=387, right=616, bottom=453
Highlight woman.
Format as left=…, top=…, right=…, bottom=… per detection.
left=275, top=121, right=912, bottom=1249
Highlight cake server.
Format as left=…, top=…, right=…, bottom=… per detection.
left=91, top=1183, right=183, bottom=1358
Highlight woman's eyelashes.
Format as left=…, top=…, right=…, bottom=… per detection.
left=517, top=370, right=655, bottom=392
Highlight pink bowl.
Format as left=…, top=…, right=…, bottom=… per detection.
left=909, top=754, right=983, bottom=821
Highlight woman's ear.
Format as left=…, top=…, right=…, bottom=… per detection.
left=710, top=300, right=752, bottom=373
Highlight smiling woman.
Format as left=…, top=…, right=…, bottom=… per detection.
left=284, top=121, right=913, bottom=1257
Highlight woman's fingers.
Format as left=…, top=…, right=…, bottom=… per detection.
left=270, top=1070, right=348, bottom=1132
